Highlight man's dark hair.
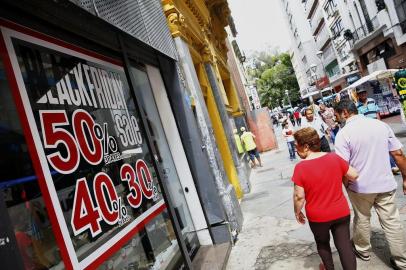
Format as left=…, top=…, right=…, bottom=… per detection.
left=305, top=107, right=313, bottom=115
left=334, top=100, right=358, bottom=114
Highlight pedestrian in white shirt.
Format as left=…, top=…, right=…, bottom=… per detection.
left=282, top=122, right=296, bottom=161
left=301, top=108, right=331, bottom=152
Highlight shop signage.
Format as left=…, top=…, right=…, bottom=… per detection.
left=346, top=74, right=361, bottom=85
left=395, top=70, right=406, bottom=117
left=395, top=70, right=406, bottom=95
left=1, top=25, right=166, bottom=270
left=316, top=76, right=330, bottom=89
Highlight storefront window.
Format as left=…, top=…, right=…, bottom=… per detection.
left=0, top=55, right=60, bottom=270
left=1, top=27, right=184, bottom=269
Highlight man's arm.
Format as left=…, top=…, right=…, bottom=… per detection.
left=374, top=101, right=381, bottom=120
left=390, top=149, right=406, bottom=194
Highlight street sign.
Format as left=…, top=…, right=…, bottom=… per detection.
left=395, top=70, right=406, bottom=117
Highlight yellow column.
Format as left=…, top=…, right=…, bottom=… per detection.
left=195, top=63, right=243, bottom=198
left=212, top=61, right=243, bottom=115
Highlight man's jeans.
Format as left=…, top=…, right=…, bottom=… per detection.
left=348, top=189, right=406, bottom=268
left=287, top=141, right=296, bottom=160
left=390, top=155, right=397, bottom=168
left=330, top=126, right=340, bottom=144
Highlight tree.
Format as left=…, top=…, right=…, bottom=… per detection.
left=248, top=52, right=300, bottom=109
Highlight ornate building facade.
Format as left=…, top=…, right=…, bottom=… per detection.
left=162, top=0, right=250, bottom=232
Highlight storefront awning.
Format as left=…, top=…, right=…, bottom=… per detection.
left=341, top=69, right=399, bottom=92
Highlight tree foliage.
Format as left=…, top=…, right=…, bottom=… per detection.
left=248, top=52, right=300, bottom=109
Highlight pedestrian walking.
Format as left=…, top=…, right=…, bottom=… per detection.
left=290, top=112, right=296, bottom=127
left=356, top=88, right=400, bottom=174
left=310, top=102, right=320, bottom=118
left=272, top=115, right=279, bottom=127
left=334, top=100, right=406, bottom=269
left=292, top=127, right=358, bottom=270
left=319, top=103, right=339, bottom=143
left=301, top=108, right=331, bottom=152
left=356, top=88, right=380, bottom=119
left=240, top=127, right=262, bottom=168
left=233, top=129, right=244, bottom=155
left=282, top=122, right=296, bottom=161
left=294, top=110, right=301, bottom=126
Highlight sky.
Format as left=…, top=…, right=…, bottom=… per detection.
left=228, top=0, right=292, bottom=56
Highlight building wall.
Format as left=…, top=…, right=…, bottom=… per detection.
left=162, top=0, right=250, bottom=233
left=280, top=0, right=324, bottom=98
left=329, top=0, right=406, bottom=74
left=246, top=109, right=278, bottom=152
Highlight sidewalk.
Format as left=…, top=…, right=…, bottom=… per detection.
left=226, top=124, right=406, bottom=270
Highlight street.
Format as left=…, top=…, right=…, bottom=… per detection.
left=227, top=116, right=406, bottom=270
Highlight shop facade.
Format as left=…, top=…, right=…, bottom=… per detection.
left=161, top=0, right=247, bottom=233
left=0, top=0, right=230, bottom=269
left=354, top=33, right=406, bottom=75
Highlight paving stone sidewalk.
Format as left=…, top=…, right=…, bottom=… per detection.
left=226, top=122, right=406, bottom=270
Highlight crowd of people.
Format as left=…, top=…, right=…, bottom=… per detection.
left=284, top=90, right=406, bottom=270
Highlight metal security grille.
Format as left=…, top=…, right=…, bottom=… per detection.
left=70, top=0, right=95, bottom=13
left=71, top=0, right=177, bottom=60
left=138, top=0, right=178, bottom=60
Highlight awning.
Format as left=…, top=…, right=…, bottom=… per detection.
left=329, top=70, right=360, bottom=86
left=340, top=69, right=398, bottom=93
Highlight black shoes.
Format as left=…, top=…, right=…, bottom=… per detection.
left=390, top=257, right=402, bottom=270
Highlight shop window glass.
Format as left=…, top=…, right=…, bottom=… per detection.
left=1, top=31, right=184, bottom=269
left=0, top=56, right=60, bottom=270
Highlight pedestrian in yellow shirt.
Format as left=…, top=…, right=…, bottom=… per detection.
left=233, top=129, right=244, bottom=154
left=240, top=127, right=262, bottom=168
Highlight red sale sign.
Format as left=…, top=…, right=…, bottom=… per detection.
left=1, top=23, right=167, bottom=270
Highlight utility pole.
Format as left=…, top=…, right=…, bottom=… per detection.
left=285, top=89, right=292, bottom=108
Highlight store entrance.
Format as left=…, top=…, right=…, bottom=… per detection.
left=130, top=66, right=200, bottom=257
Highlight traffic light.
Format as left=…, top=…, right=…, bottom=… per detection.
left=375, top=0, right=386, bottom=11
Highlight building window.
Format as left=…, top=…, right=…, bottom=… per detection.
left=330, top=19, right=343, bottom=39
left=324, top=0, right=337, bottom=17
left=364, top=39, right=396, bottom=64
left=323, top=43, right=335, bottom=58
left=326, top=59, right=341, bottom=78
left=294, top=29, right=299, bottom=39
left=298, top=42, right=303, bottom=49
left=395, top=0, right=406, bottom=34
left=302, top=56, right=308, bottom=64
left=336, top=41, right=351, bottom=62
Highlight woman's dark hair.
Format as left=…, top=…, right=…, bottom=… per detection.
left=334, top=100, right=358, bottom=114
left=294, top=127, right=321, bottom=152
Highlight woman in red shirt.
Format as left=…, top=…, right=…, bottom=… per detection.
left=292, top=127, right=358, bottom=270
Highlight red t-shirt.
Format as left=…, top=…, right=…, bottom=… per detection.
left=292, top=153, right=350, bottom=222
